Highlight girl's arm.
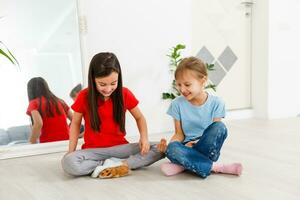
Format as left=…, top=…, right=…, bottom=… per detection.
left=157, top=119, right=185, bottom=153
left=67, top=109, right=73, bottom=122
left=129, top=106, right=150, bottom=155
left=29, top=110, right=43, bottom=144
left=170, top=119, right=185, bottom=142
left=67, top=112, right=82, bottom=153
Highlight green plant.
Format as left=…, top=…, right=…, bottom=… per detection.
left=0, top=41, right=19, bottom=66
left=162, top=44, right=216, bottom=100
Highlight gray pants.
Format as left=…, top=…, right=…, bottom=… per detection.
left=61, top=142, right=164, bottom=176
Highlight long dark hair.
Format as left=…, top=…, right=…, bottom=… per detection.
left=27, top=77, right=64, bottom=117
left=88, top=52, right=125, bottom=132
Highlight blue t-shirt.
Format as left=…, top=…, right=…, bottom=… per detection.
left=167, top=93, right=225, bottom=143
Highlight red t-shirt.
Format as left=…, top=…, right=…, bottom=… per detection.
left=26, top=96, right=70, bottom=143
left=72, top=87, right=139, bottom=149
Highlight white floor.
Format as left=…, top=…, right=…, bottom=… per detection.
left=1, top=118, right=300, bottom=200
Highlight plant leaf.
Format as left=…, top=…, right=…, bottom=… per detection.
left=205, top=83, right=217, bottom=91
left=0, top=41, right=19, bottom=66
left=0, top=49, right=16, bottom=65
left=206, top=63, right=215, bottom=71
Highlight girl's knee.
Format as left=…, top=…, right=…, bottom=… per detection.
left=61, top=154, right=75, bottom=174
left=211, top=121, right=226, bottom=129
left=61, top=153, right=83, bottom=176
left=209, top=121, right=227, bottom=138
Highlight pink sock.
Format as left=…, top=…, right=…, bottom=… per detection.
left=212, top=163, right=243, bottom=176
left=160, top=162, right=185, bottom=176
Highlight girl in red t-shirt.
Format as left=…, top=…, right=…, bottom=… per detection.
left=26, top=77, right=73, bottom=143
left=62, top=52, right=163, bottom=178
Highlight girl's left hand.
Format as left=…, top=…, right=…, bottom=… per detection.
left=185, top=141, right=196, bottom=147
left=139, top=138, right=150, bottom=156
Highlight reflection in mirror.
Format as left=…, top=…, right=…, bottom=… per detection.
left=0, top=0, right=83, bottom=147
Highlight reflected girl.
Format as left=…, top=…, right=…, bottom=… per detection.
left=26, top=77, right=73, bottom=143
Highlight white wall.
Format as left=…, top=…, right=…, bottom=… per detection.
left=78, top=0, right=192, bottom=135
left=252, top=0, right=300, bottom=119
left=252, top=0, right=269, bottom=119
left=268, top=0, right=300, bottom=118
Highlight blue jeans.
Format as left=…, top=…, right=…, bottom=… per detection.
left=165, top=121, right=227, bottom=178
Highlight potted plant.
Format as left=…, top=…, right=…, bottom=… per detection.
left=162, top=44, right=216, bottom=100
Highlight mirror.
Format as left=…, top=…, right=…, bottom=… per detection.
left=0, top=0, right=83, bottom=147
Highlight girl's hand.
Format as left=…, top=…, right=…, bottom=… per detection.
left=139, top=138, right=150, bottom=156
left=185, top=141, right=196, bottom=147
left=157, top=138, right=168, bottom=153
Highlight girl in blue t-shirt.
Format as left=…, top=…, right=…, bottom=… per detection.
left=157, top=57, right=242, bottom=178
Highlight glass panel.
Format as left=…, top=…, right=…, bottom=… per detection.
left=0, top=0, right=83, bottom=146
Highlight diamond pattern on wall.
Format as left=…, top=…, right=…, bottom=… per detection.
left=196, top=46, right=215, bottom=64
left=218, top=46, right=237, bottom=71
left=209, top=61, right=227, bottom=85
left=196, top=45, right=238, bottom=85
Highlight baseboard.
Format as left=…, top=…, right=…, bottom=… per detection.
left=225, top=108, right=253, bottom=120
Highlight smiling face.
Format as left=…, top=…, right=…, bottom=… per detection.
left=175, top=69, right=207, bottom=102
left=95, top=72, right=119, bottom=99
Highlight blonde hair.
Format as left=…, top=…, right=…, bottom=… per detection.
left=175, top=57, right=207, bottom=80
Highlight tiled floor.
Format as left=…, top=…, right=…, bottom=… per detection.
left=0, top=118, right=299, bottom=200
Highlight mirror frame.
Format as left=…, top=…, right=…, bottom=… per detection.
left=0, top=139, right=84, bottom=159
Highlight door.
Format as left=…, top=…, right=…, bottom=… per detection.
left=192, top=0, right=252, bottom=110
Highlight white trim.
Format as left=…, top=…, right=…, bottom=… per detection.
left=251, top=0, right=269, bottom=119
left=76, top=0, right=89, bottom=86
left=225, top=108, right=253, bottom=120
left=0, top=139, right=83, bottom=160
